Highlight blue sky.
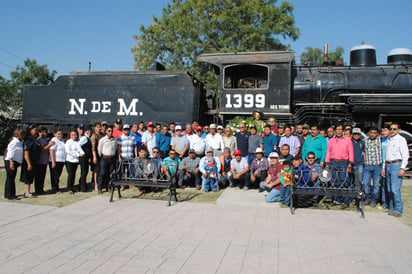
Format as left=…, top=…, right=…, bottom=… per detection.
left=1, top=0, right=411, bottom=79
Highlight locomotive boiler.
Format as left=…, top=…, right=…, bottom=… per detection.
left=198, top=44, right=412, bottom=126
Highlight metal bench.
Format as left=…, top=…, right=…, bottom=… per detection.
left=109, top=159, right=178, bottom=206
left=290, top=166, right=365, bottom=218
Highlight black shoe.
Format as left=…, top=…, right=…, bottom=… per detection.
left=7, top=196, right=20, bottom=200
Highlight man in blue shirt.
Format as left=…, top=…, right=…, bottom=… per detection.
left=302, top=125, right=328, bottom=167
left=156, top=125, right=172, bottom=159
left=263, top=124, right=279, bottom=157
left=235, top=123, right=249, bottom=161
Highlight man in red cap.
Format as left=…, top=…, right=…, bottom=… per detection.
left=230, top=149, right=250, bottom=190
left=142, top=122, right=156, bottom=156
left=188, top=125, right=206, bottom=158
left=113, top=118, right=123, bottom=139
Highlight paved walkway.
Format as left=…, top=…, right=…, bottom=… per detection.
left=1, top=188, right=412, bottom=273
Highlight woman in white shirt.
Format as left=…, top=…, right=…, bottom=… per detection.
left=49, top=129, right=66, bottom=194
left=65, top=130, right=84, bottom=194
left=4, top=128, right=25, bottom=200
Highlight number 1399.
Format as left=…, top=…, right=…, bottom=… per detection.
left=225, top=94, right=265, bottom=108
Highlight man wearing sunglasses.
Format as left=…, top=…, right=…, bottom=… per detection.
left=382, top=123, right=409, bottom=217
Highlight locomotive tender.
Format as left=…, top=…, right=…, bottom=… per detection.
left=22, top=44, right=412, bottom=127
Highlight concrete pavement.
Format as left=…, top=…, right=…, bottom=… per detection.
left=1, top=188, right=412, bottom=273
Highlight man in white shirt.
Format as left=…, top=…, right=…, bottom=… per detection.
left=98, top=127, right=117, bottom=194
left=205, top=123, right=224, bottom=157
left=382, top=122, right=409, bottom=217
left=188, top=126, right=206, bottom=157
left=142, top=122, right=156, bottom=156
left=230, top=149, right=250, bottom=190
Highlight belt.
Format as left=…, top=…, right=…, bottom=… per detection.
left=102, top=154, right=115, bottom=158
left=330, top=159, right=348, bottom=163
left=386, top=159, right=402, bottom=164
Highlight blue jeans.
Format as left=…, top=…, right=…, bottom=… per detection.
left=363, top=164, right=382, bottom=203
left=247, top=153, right=256, bottom=167
left=280, top=185, right=291, bottom=205
left=259, top=182, right=281, bottom=203
left=385, top=162, right=404, bottom=214
left=330, top=161, right=350, bottom=205
left=204, top=178, right=218, bottom=191
left=379, top=177, right=389, bottom=208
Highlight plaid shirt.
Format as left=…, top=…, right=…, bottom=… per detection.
left=250, top=157, right=269, bottom=175
left=363, top=137, right=382, bottom=165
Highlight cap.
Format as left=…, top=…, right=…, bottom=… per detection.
left=250, top=125, right=257, bottom=129
left=196, top=126, right=203, bottom=131
left=278, top=124, right=284, bottom=128
left=352, top=127, right=362, bottom=134
left=269, top=152, right=279, bottom=158
left=255, top=147, right=264, bottom=154
left=234, top=149, right=242, bottom=156
left=115, top=118, right=122, bottom=124
left=123, top=124, right=130, bottom=130
left=101, top=121, right=108, bottom=125
left=147, top=121, right=154, bottom=127
left=210, top=123, right=217, bottom=129
left=217, top=125, right=224, bottom=130
left=77, top=124, right=84, bottom=129
left=206, top=147, right=213, bottom=153
left=175, top=125, right=182, bottom=131
left=303, top=124, right=310, bottom=129
left=189, top=149, right=195, bottom=154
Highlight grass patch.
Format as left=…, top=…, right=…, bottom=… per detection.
left=0, top=168, right=222, bottom=207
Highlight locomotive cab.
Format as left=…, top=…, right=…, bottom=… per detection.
left=198, top=51, right=294, bottom=122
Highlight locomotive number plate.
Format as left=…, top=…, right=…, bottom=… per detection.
left=225, top=94, right=265, bottom=108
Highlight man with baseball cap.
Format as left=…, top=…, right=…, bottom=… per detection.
left=177, top=149, right=201, bottom=188
left=230, top=149, right=250, bottom=190
left=188, top=125, right=206, bottom=158
left=142, top=122, right=156, bottom=156
left=260, top=152, right=282, bottom=202
left=113, top=118, right=123, bottom=138
left=171, top=124, right=189, bottom=159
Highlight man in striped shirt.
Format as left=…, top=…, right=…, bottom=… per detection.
left=362, top=127, right=382, bottom=207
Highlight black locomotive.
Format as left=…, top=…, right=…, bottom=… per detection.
left=198, top=44, right=412, bottom=127
left=22, top=44, right=412, bottom=127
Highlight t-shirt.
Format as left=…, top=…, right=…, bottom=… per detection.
left=162, top=156, right=181, bottom=175
left=268, top=163, right=282, bottom=190
left=235, top=132, right=249, bottom=156
left=171, top=135, right=189, bottom=153
left=230, top=157, right=248, bottom=173
left=50, top=137, right=66, bottom=163
left=248, top=134, right=263, bottom=154
left=37, top=137, right=50, bottom=165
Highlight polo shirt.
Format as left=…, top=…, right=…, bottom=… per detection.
left=302, top=134, right=328, bottom=162
left=248, top=134, right=263, bottom=154
left=230, top=157, right=248, bottom=173
left=235, top=132, right=249, bottom=156
left=162, top=156, right=181, bottom=175
left=263, top=133, right=279, bottom=157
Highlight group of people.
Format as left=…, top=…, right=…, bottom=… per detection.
left=3, top=117, right=409, bottom=217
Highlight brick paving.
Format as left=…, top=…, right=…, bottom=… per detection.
left=0, top=188, right=412, bottom=273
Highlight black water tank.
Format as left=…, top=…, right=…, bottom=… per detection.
left=350, top=44, right=376, bottom=66
left=387, top=48, right=412, bottom=65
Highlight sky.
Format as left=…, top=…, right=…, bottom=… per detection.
left=1, top=0, right=412, bottom=79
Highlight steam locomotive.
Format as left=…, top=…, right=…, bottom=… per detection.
left=22, top=44, right=412, bottom=127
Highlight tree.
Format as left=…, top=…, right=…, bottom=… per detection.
left=300, top=46, right=344, bottom=66
left=132, top=0, right=300, bottom=89
left=0, top=59, right=56, bottom=151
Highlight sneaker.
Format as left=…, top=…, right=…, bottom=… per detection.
left=388, top=211, right=402, bottom=217
left=243, top=186, right=249, bottom=191
left=369, top=202, right=377, bottom=208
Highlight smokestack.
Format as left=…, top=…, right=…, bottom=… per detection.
left=324, top=43, right=328, bottom=62
left=88, top=62, right=92, bottom=72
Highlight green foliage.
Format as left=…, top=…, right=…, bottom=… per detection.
left=132, top=0, right=300, bottom=90
left=300, top=46, right=344, bottom=65
left=0, top=59, right=56, bottom=152
left=228, top=115, right=265, bottom=133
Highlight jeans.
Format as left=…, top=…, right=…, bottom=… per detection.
left=230, top=173, right=250, bottom=188
left=363, top=164, right=382, bottom=203
left=259, top=182, right=281, bottom=203
left=98, top=157, right=116, bottom=191
left=330, top=161, right=350, bottom=205
left=280, top=185, right=291, bottom=205
left=385, top=162, right=404, bottom=214
left=204, top=178, right=218, bottom=191
left=247, top=153, right=256, bottom=167
left=177, top=170, right=200, bottom=187
left=219, top=172, right=233, bottom=188
left=379, top=177, right=389, bottom=208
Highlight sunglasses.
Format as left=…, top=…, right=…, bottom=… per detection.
left=107, top=130, right=113, bottom=132
left=390, top=128, right=398, bottom=130
left=307, top=157, right=315, bottom=159
left=153, top=151, right=159, bottom=153
left=169, top=153, right=176, bottom=155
